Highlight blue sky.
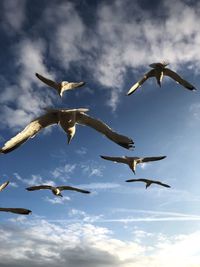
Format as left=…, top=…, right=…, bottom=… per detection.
left=1, top=0, right=200, bottom=266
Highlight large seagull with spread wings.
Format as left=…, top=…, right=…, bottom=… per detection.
left=0, top=108, right=134, bottom=154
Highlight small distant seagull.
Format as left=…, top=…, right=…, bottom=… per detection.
left=26, top=185, right=91, bottom=197
left=126, top=178, right=171, bottom=189
left=127, top=61, right=196, bottom=95
left=0, top=108, right=134, bottom=154
left=35, top=73, right=85, bottom=97
left=0, top=207, right=32, bottom=215
left=0, top=181, right=9, bottom=192
left=100, top=155, right=166, bottom=174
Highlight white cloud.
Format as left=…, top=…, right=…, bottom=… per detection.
left=14, top=172, right=55, bottom=187
left=0, top=38, right=54, bottom=131
left=80, top=161, right=104, bottom=177
left=51, top=163, right=76, bottom=181
left=0, top=219, right=200, bottom=267
left=75, top=147, right=87, bottom=156
left=68, top=209, right=103, bottom=223
left=78, top=182, right=120, bottom=190
left=45, top=196, right=70, bottom=205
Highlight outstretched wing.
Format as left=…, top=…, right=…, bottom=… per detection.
left=57, top=186, right=90, bottom=194
left=0, top=111, right=58, bottom=154
left=35, top=73, right=59, bottom=90
left=154, top=180, right=171, bottom=188
left=138, top=156, right=166, bottom=163
left=63, top=81, right=85, bottom=90
left=126, top=178, right=146, bottom=183
left=77, top=112, right=134, bottom=150
left=0, top=207, right=32, bottom=215
left=100, top=155, right=127, bottom=164
left=26, top=185, right=53, bottom=191
left=164, top=68, right=196, bottom=90
left=127, top=69, right=155, bottom=95
left=0, top=181, right=9, bottom=191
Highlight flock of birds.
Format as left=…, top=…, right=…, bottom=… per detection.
left=0, top=61, right=196, bottom=215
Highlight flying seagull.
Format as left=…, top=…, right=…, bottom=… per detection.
left=0, top=181, right=9, bottom=192
left=0, top=108, right=134, bottom=154
left=0, top=208, right=32, bottom=215
left=126, top=178, right=171, bottom=189
left=35, top=73, right=85, bottom=97
left=26, top=185, right=91, bottom=196
left=100, top=155, right=166, bottom=174
left=127, top=61, right=196, bottom=95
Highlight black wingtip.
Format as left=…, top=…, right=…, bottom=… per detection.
left=118, top=139, right=135, bottom=150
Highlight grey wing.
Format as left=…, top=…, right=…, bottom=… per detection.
left=35, top=73, right=59, bottom=90
left=139, top=156, right=166, bottom=163
left=57, top=186, right=90, bottom=194
left=0, top=181, right=9, bottom=191
left=154, top=180, right=171, bottom=188
left=127, top=69, right=155, bottom=95
left=64, top=81, right=85, bottom=90
left=26, top=185, right=53, bottom=191
left=100, top=155, right=127, bottom=164
left=77, top=113, right=134, bottom=150
left=0, top=208, right=32, bottom=215
left=126, top=179, right=139, bottom=182
left=126, top=178, right=147, bottom=183
left=0, top=112, right=58, bottom=154
left=164, top=68, right=196, bottom=90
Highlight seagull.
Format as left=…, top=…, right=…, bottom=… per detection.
left=26, top=185, right=91, bottom=196
left=0, top=108, right=134, bottom=154
left=126, top=178, right=171, bottom=189
left=0, top=181, right=9, bottom=192
left=127, top=61, right=196, bottom=95
left=0, top=207, right=32, bottom=215
left=100, top=155, right=166, bottom=174
left=35, top=73, right=85, bottom=97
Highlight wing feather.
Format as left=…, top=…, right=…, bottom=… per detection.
left=26, top=185, right=53, bottom=191
left=0, top=181, right=9, bottom=191
left=164, top=68, right=196, bottom=90
left=127, top=69, right=155, bottom=95
left=0, top=208, right=32, bottom=215
left=57, top=186, right=90, bottom=194
left=77, top=113, right=134, bottom=149
left=100, top=155, right=127, bottom=164
left=0, top=111, right=58, bottom=154
left=138, top=156, right=166, bottom=163
left=35, top=73, right=59, bottom=90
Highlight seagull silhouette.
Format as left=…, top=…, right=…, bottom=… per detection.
left=0, top=108, right=134, bottom=154
left=0, top=181, right=9, bottom=192
left=100, top=155, right=166, bottom=174
left=26, top=185, right=90, bottom=196
left=127, top=61, right=196, bottom=95
left=0, top=208, right=32, bottom=215
left=126, top=178, right=171, bottom=188
left=35, top=73, right=85, bottom=97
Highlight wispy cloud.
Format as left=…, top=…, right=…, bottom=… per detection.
left=45, top=196, right=70, bottom=205
left=51, top=163, right=76, bottom=181
left=80, top=160, right=105, bottom=177
left=2, top=0, right=27, bottom=33
left=14, top=172, right=55, bottom=186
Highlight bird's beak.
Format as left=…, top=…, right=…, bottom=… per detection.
left=67, top=135, right=73, bottom=144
